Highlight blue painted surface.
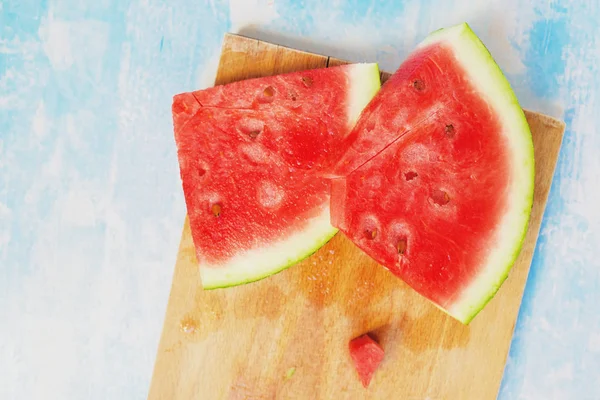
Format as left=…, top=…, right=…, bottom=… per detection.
left=1, top=1, right=598, bottom=398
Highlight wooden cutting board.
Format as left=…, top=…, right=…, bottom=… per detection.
left=148, top=34, right=565, bottom=400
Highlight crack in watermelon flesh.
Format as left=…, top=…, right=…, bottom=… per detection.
left=331, top=23, right=534, bottom=323
left=172, top=64, right=380, bottom=288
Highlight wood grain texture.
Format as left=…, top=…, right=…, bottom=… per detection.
left=148, top=33, right=565, bottom=400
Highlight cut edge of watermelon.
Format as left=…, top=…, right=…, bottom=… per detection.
left=200, top=208, right=337, bottom=289
left=346, top=63, right=381, bottom=127
left=421, top=23, right=535, bottom=323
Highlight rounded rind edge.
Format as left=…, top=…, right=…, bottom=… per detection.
left=423, top=23, right=536, bottom=324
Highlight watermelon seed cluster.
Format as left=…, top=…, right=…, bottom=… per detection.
left=412, top=79, right=425, bottom=91
left=263, top=86, right=275, bottom=97
left=237, top=118, right=264, bottom=139
left=301, top=76, right=313, bottom=87
left=431, top=189, right=450, bottom=206
left=211, top=203, right=222, bottom=217
left=364, top=228, right=377, bottom=240
left=404, top=171, right=418, bottom=181
left=397, top=238, right=408, bottom=255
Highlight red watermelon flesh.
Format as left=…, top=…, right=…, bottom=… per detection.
left=329, top=45, right=451, bottom=178
left=172, top=64, right=380, bottom=288
left=349, top=334, right=384, bottom=388
left=331, top=23, right=534, bottom=323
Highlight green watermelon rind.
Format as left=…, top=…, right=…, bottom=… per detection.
left=200, top=211, right=339, bottom=289
left=201, top=63, right=381, bottom=290
left=421, top=23, right=535, bottom=324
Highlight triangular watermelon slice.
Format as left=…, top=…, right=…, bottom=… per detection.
left=172, top=64, right=380, bottom=289
left=330, top=23, right=535, bottom=323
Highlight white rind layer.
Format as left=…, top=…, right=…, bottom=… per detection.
left=347, top=63, right=381, bottom=127
left=200, top=207, right=337, bottom=289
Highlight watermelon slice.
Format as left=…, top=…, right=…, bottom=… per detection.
left=172, top=64, right=380, bottom=289
left=330, top=23, right=535, bottom=323
left=349, top=334, right=385, bottom=388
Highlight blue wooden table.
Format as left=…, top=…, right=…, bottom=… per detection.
left=1, top=1, right=598, bottom=399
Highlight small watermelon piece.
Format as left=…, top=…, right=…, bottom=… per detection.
left=349, top=334, right=384, bottom=388
left=172, top=64, right=380, bottom=289
left=330, top=23, right=535, bottom=323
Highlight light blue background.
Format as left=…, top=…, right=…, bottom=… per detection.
left=1, top=1, right=598, bottom=399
